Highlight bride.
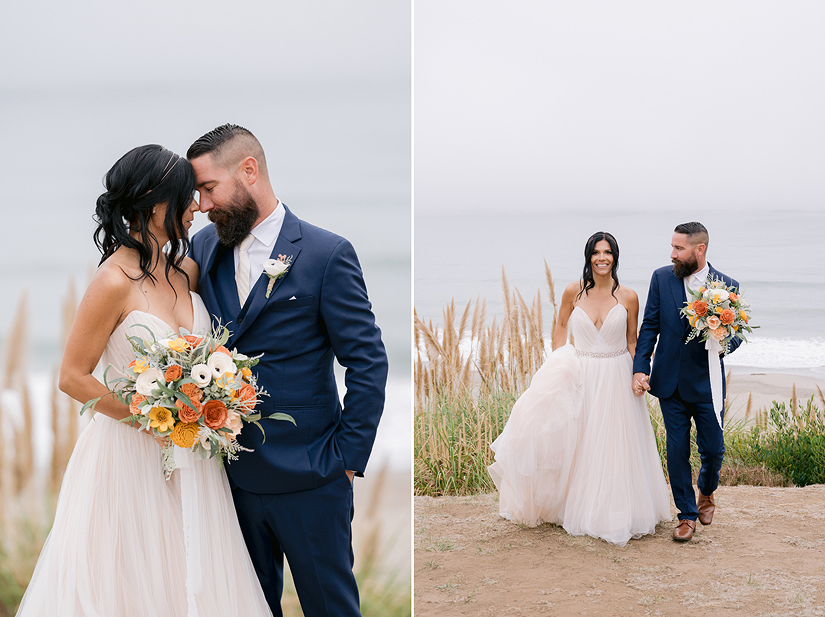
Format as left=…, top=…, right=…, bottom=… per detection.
left=488, top=232, right=671, bottom=546
left=16, top=145, right=272, bottom=616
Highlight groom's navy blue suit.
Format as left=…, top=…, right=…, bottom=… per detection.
left=633, top=263, right=740, bottom=521
left=191, top=204, right=388, bottom=616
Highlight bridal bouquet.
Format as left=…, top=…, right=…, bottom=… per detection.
left=680, top=276, right=756, bottom=354
left=82, top=322, right=294, bottom=478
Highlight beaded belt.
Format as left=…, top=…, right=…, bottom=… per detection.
left=576, top=348, right=628, bottom=358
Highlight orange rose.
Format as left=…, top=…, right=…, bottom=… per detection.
left=213, top=345, right=231, bottom=356
left=203, top=400, right=228, bottom=429
left=719, top=309, right=735, bottom=325
left=129, top=394, right=146, bottom=415
left=692, top=301, right=708, bottom=317
left=164, top=364, right=183, bottom=382
left=179, top=383, right=203, bottom=403
left=183, top=335, right=204, bottom=347
left=176, top=398, right=203, bottom=423
left=233, top=383, right=258, bottom=411
left=729, top=292, right=738, bottom=301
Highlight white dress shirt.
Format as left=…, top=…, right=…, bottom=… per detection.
left=233, top=200, right=285, bottom=293
left=684, top=262, right=709, bottom=297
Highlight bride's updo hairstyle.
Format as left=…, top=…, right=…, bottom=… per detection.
left=577, top=231, right=620, bottom=300
left=94, top=144, right=196, bottom=287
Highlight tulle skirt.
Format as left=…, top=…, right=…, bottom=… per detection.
left=16, top=414, right=271, bottom=617
left=489, top=345, right=671, bottom=546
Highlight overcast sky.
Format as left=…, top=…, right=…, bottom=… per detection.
left=415, top=1, right=825, bottom=214
left=0, top=1, right=409, bottom=91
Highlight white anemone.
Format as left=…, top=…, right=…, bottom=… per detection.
left=207, top=352, right=237, bottom=379
left=704, top=288, right=730, bottom=303
left=135, top=368, right=164, bottom=397
left=190, top=364, right=212, bottom=387
left=263, top=259, right=288, bottom=277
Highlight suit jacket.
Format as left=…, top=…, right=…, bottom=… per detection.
left=190, top=205, right=388, bottom=494
left=633, top=263, right=741, bottom=403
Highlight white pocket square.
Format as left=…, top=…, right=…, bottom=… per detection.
left=289, top=296, right=297, bottom=300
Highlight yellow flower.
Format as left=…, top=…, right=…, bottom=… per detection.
left=148, top=406, right=176, bottom=433
left=739, top=310, right=749, bottom=323
left=170, top=422, right=200, bottom=448
left=241, top=367, right=253, bottom=382
left=168, top=338, right=190, bottom=353
left=134, top=357, right=150, bottom=374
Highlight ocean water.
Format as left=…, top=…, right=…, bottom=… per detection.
left=415, top=208, right=825, bottom=371
left=0, top=83, right=412, bottom=470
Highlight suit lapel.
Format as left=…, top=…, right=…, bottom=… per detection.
left=196, top=233, right=224, bottom=321
left=229, top=205, right=303, bottom=346
left=210, top=242, right=242, bottom=328
left=668, top=269, right=690, bottom=334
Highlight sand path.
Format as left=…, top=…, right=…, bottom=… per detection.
left=415, top=486, right=825, bottom=616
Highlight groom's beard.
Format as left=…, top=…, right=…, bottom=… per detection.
left=672, top=254, right=699, bottom=279
left=208, top=181, right=260, bottom=247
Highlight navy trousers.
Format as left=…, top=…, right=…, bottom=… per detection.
left=659, top=387, right=725, bottom=521
left=232, top=473, right=360, bottom=617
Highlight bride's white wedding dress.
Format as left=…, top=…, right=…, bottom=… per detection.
left=489, top=303, right=671, bottom=546
left=16, top=292, right=271, bottom=617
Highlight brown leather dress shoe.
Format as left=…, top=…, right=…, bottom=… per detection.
left=697, top=492, right=715, bottom=525
left=672, top=519, right=696, bottom=542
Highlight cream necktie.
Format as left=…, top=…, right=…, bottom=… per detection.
left=235, top=234, right=255, bottom=306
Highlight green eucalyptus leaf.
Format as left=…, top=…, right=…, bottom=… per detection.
left=268, top=412, right=296, bottom=426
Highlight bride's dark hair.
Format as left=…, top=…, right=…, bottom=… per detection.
left=577, top=231, right=620, bottom=301
left=94, top=145, right=196, bottom=288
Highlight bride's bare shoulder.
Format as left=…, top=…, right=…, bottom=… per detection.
left=179, top=256, right=200, bottom=291
left=562, top=280, right=583, bottom=300
left=86, top=255, right=136, bottom=307
left=616, top=285, right=639, bottom=308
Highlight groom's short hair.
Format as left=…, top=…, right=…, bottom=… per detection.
left=674, top=222, right=709, bottom=248
left=187, top=124, right=268, bottom=175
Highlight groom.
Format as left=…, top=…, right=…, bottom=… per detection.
left=633, top=222, right=740, bottom=542
left=187, top=124, right=388, bottom=615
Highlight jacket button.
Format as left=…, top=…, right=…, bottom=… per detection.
left=238, top=317, right=244, bottom=325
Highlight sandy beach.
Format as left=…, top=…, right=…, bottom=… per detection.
left=414, top=370, right=825, bottom=616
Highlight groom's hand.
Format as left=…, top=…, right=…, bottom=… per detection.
left=346, top=469, right=355, bottom=485
left=633, top=373, right=650, bottom=397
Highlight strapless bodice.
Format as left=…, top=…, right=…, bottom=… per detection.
left=100, top=291, right=212, bottom=374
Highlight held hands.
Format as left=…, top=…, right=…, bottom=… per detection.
left=632, top=373, right=650, bottom=397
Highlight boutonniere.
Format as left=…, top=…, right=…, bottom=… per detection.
left=264, top=254, right=293, bottom=298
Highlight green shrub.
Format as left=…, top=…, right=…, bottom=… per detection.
left=727, top=396, right=825, bottom=487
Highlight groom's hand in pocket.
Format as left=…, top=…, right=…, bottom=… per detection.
left=346, top=470, right=355, bottom=485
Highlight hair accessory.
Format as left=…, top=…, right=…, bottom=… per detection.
left=160, top=154, right=180, bottom=182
